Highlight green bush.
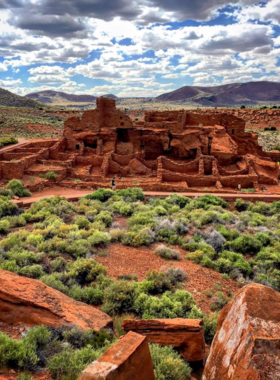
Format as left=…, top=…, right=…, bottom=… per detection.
left=88, top=231, right=111, bottom=247
left=203, top=312, right=219, bottom=344
left=195, top=194, right=229, bottom=210
left=135, top=290, right=202, bottom=319
left=95, top=211, right=113, bottom=227
left=73, top=216, right=90, bottom=229
left=155, top=245, right=181, bottom=260
left=6, top=180, right=31, bottom=197
left=121, top=228, right=155, bottom=247
left=144, top=270, right=173, bottom=294
left=0, top=136, right=18, bottom=147
left=0, top=219, right=10, bottom=234
left=0, top=198, right=19, bottom=217
left=150, top=344, right=191, bottom=380
left=102, top=280, right=136, bottom=315
left=68, top=258, right=106, bottom=284
left=43, top=172, right=58, bottom=180
left=20, top=265, right=44, bottom=279
left=85, top=188, right=114, bottom=202
left=47, top=347, right=102, bottom=380
left=230, top=234, right=262, bottom=254
left=115, top=188, right=144, bottom=201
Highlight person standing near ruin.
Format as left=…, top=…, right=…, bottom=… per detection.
left=111, top=176, right=116, bottom=191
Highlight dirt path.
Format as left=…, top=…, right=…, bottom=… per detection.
left=13, top=186, right=280, bottom=207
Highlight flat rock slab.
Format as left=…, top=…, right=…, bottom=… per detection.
left=122, top=318, right=205, bottom=362
left=203, top=283, right=280, bottom=380
left=0, top=270, right=112, bottom=331
left=79, top=331, right=156, bottom=380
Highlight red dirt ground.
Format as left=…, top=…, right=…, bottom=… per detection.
left=95, top=242, right=239, bottom=314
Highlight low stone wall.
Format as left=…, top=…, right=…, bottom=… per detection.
left=122, top=318, right=205, bottom=362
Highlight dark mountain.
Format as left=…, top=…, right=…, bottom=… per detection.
left=156, top=81, right=280, bottom=106
left=101, top=94, right=118, bottom=99
left=25, top=90, right=96, bottom=104
left=0, top=87, right=43, bottom=108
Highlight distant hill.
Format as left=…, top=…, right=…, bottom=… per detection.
left=26, top=90, right=97, bottom=105
left=156, top=81, right=280, bottom=106
left=101, top=94, right=118, bottom=99
left=0, top=87, right=43, bottom=108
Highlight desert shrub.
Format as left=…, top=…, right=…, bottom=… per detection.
left=68, top=258, right=106, bottom=284
left=73, top=216, right=90, bottom=229
left=95, top=211, right=113, bottom=227
left=217, top=251, right=251, bottom=276
left=0, top=136, right=17, bottom=147
left=217, top=225, right=239, bottom=241
left=183, top=241, right=216, bottom=259
left=127, top=212, right=155, bottom=228
left=115, top=188, right=144, bottom=201
left=6, top=180, right=31, bottom=197
left=163, top=267, right=187, bottom=285
left=195, top=194, right=229, bottom=210
left=199, top=211, right=222, bottom=226
left=248, top=201, right=271, bottom=216
left=270, top=201, right=280, bottom=214
left=203, top=312, right=219, bottom=344
left=255, top=232, right=271, bottom=246
left=47, top=347, right=102, bottom=380
left=50, top=257, right=67, bottom=272
left=26, top=233, right=44, bottom=247
left=203, top=229, right=225, bottom=253
left=0, top=220, right=10, bottom=234
left=62, top=328, right=112, bottom=350
left=150, top=344, right=191, bottom=380
left=210, top=291, right=230, bottom=311
left=20, top=265, right=44, bottom=279
left=85, top=188, right=114, bottom=202
left=121, top=228, right=155, bottom=247
left=135, top=290, right=202, bottom=319
left=230, top=234, right=262, bottom=254
left=143, top=270, right=173, bottom=294
left=88, top=231, right=111, bottom=247
left=155, top=245, right=181, bottom=260
left=69, top=285, right=104, bottom=305
left=0, top=260, right=20, bottom=273
left=234, top=198, right=249, bottom=211
left=40, top=274, right=69, bottom=294
left=0, top=198, right=20, bottom=217
left=102, top=280, right=136, bottom=315
left=0, top=326, right=50, bottom=371
left=43, top=172, right=58, bottom=180
left=109, top=228, right=125, bottom=242
left=4, top=215, right=27, bottom=228
left=165, top=193, right=191, bottom=208
left=0, top=187, right=13, bottom=199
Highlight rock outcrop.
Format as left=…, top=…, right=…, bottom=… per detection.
left=78, top=331, right=156, bottom=380
left=122, top=318, right=205, bottom=362
left=0, top=270, right=112, bottom=331
left=203, top=283, right=280, bottom=380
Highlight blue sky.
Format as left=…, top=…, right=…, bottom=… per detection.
left=0, top=0, right=280, bottom=97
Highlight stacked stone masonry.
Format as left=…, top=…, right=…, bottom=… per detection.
left=1, top=97, right=279, bottom=193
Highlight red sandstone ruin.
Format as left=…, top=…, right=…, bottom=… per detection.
left=0, top=97, right=279, bottom=193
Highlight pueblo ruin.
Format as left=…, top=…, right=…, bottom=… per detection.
left=1, top=97, right=280, bottom=193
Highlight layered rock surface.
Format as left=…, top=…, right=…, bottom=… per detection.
left=0, top=270, right=112, bottom=331
left=203, top=283, right=280, bottom=380
left=122, top=318, right=205, bottom=362
left=79, top=331, right=156, bottom=380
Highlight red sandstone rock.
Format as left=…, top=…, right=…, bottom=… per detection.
left=122, top=318, right=205, bottom=362
left=0, top=270, right=112, bottom=331
left=78, top=331, right=156, bottom=380
left=202, top=283, right=280, bottom=380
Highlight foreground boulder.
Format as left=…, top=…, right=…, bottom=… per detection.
left=122, top=318, right=205, bottom=362
left=79, top=331, right=156, bottom=380
left=203, top=283, right=280, bottom=380
left=0, top=270, right=112, bottom=331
